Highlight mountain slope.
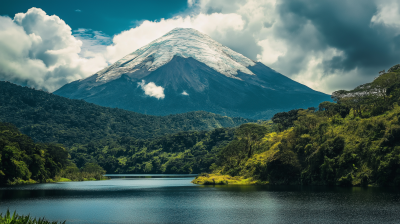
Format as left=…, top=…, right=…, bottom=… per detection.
left=0, top=81, right=252, bottom=147
left=55, top=28, right=331, bottom=119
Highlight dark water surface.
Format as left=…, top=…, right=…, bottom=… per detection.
left=1, top=176, right=400, bottom=223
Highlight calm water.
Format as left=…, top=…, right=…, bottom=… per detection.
left=1, top=176, right=400, bottom=223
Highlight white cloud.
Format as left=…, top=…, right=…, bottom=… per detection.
left=75, top=9, right=82, bottom=13
left=74, top=29, right=112, bottom=54
left=256, top=38, right=287, bottom=64
left=290, top=48, right=348, bottom=92
left=182, top=91, right=189, bottom=95
left=371, top=0, right=400, bottom=28
left=0, top=7, right=106, bottom=92
left=137, top=80, right=165, bottom=99
left=188, top=0, right=196, bottom=7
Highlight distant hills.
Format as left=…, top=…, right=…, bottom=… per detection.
left=0, top=81, right=252, bottom=147
left=55, top=28, right=331, bottom=119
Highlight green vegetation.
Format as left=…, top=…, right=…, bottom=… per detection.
left=0, top=81, right=252, bottom=147
left=69, top=128, right=235, bottom=174
left=0, top=122, right=107, bottom=185
left=0, top=122, right=68, bottom=185
left=0, top=81, right=252, bottom=178
left=192, top=173, right=261, bottom=185
left=55, top=162, right=108, bottom=181
left=0, top=209, right=65, bottom=224
left=194, top=64, right=400, bottom=186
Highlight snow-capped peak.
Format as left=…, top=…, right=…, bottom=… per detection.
left=96, top=28, right=256, bottom=83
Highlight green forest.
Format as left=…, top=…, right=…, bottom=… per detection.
left=0, top=122, right=107, bottom=185
left=0, top=81, right=252, bottom=146
left=195, top=64, right=400, bottom=186
left=69, top=128, right=236, bottom=174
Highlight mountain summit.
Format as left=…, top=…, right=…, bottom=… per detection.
left=55, top=28, right=331, bottom=119
left=96, top=28, right=256, bottom=83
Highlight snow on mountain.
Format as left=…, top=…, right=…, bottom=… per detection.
left=96, top=28, right=256, bottom=83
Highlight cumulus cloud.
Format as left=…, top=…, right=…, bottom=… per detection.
left=182, top=91, right=189, bottom=96
left=371, top=0, right=400, bottom=28
left=0, top=7, right=106, bottom=92
left=187, top=0, right=195, bottom=7
left=137, top=80, right=165, bottom=99
left=73, top=28, right=112, bottom=56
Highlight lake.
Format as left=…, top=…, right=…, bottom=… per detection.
left=1, top=176, right=400, bottom=223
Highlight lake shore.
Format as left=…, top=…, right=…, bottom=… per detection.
left=4, top=176, right=109, bottom=186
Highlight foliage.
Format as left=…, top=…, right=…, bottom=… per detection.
left=331, top=64, right=400, bottom=117
left=271, top=109, right=303, bottom=131
left=192, top=173, right=259, bottom=185
left=207, top=66, right=400, bottom=186
left=68, top=128, right=236, bottom=174
left=0, top=209, right=65, bottom=224
left=55, top=162, right=107, bottom=181
left=215, top=124, right=270, bottom=176
left=0, top=122, right=108, bottom=185
left=0, top=81, right=253, bottom=147
left=0, top=122, right=68, bottom=185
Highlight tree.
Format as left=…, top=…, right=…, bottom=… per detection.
left=235, top=124, right=268, bottom=158
left=272, top=109, right=303, bottom=131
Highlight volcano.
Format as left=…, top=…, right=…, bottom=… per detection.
left=54, top=28, right=331, bottom=119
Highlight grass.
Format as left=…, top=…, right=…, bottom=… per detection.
left=192, top=174, right=266, bottom=185
left=57, top=178, right=72, bottom=182
left=0, top=209, right=65, bottom=224
left=7, top=178, right=38, bottom=186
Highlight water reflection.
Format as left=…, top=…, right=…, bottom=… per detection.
left=0, top=177, right=400, bottom=223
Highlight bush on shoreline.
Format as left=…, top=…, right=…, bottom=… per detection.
left=0, top=209, right=65, bottom=224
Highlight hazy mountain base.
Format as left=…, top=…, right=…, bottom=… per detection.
left=194, top=66, right=400, bottom=186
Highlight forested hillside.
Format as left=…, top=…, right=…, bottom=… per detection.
left=0, top=122, right=68, bottom=185
left=195, top=64, right=400, bottom=186
left=0, top=122, right=108, bottom=185
left=0, top=81, right=252, bottom=147
left=69, top=128, right=236, bottom=174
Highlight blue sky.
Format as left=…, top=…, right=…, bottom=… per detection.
left=0, top=0, right=400, bottom=94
